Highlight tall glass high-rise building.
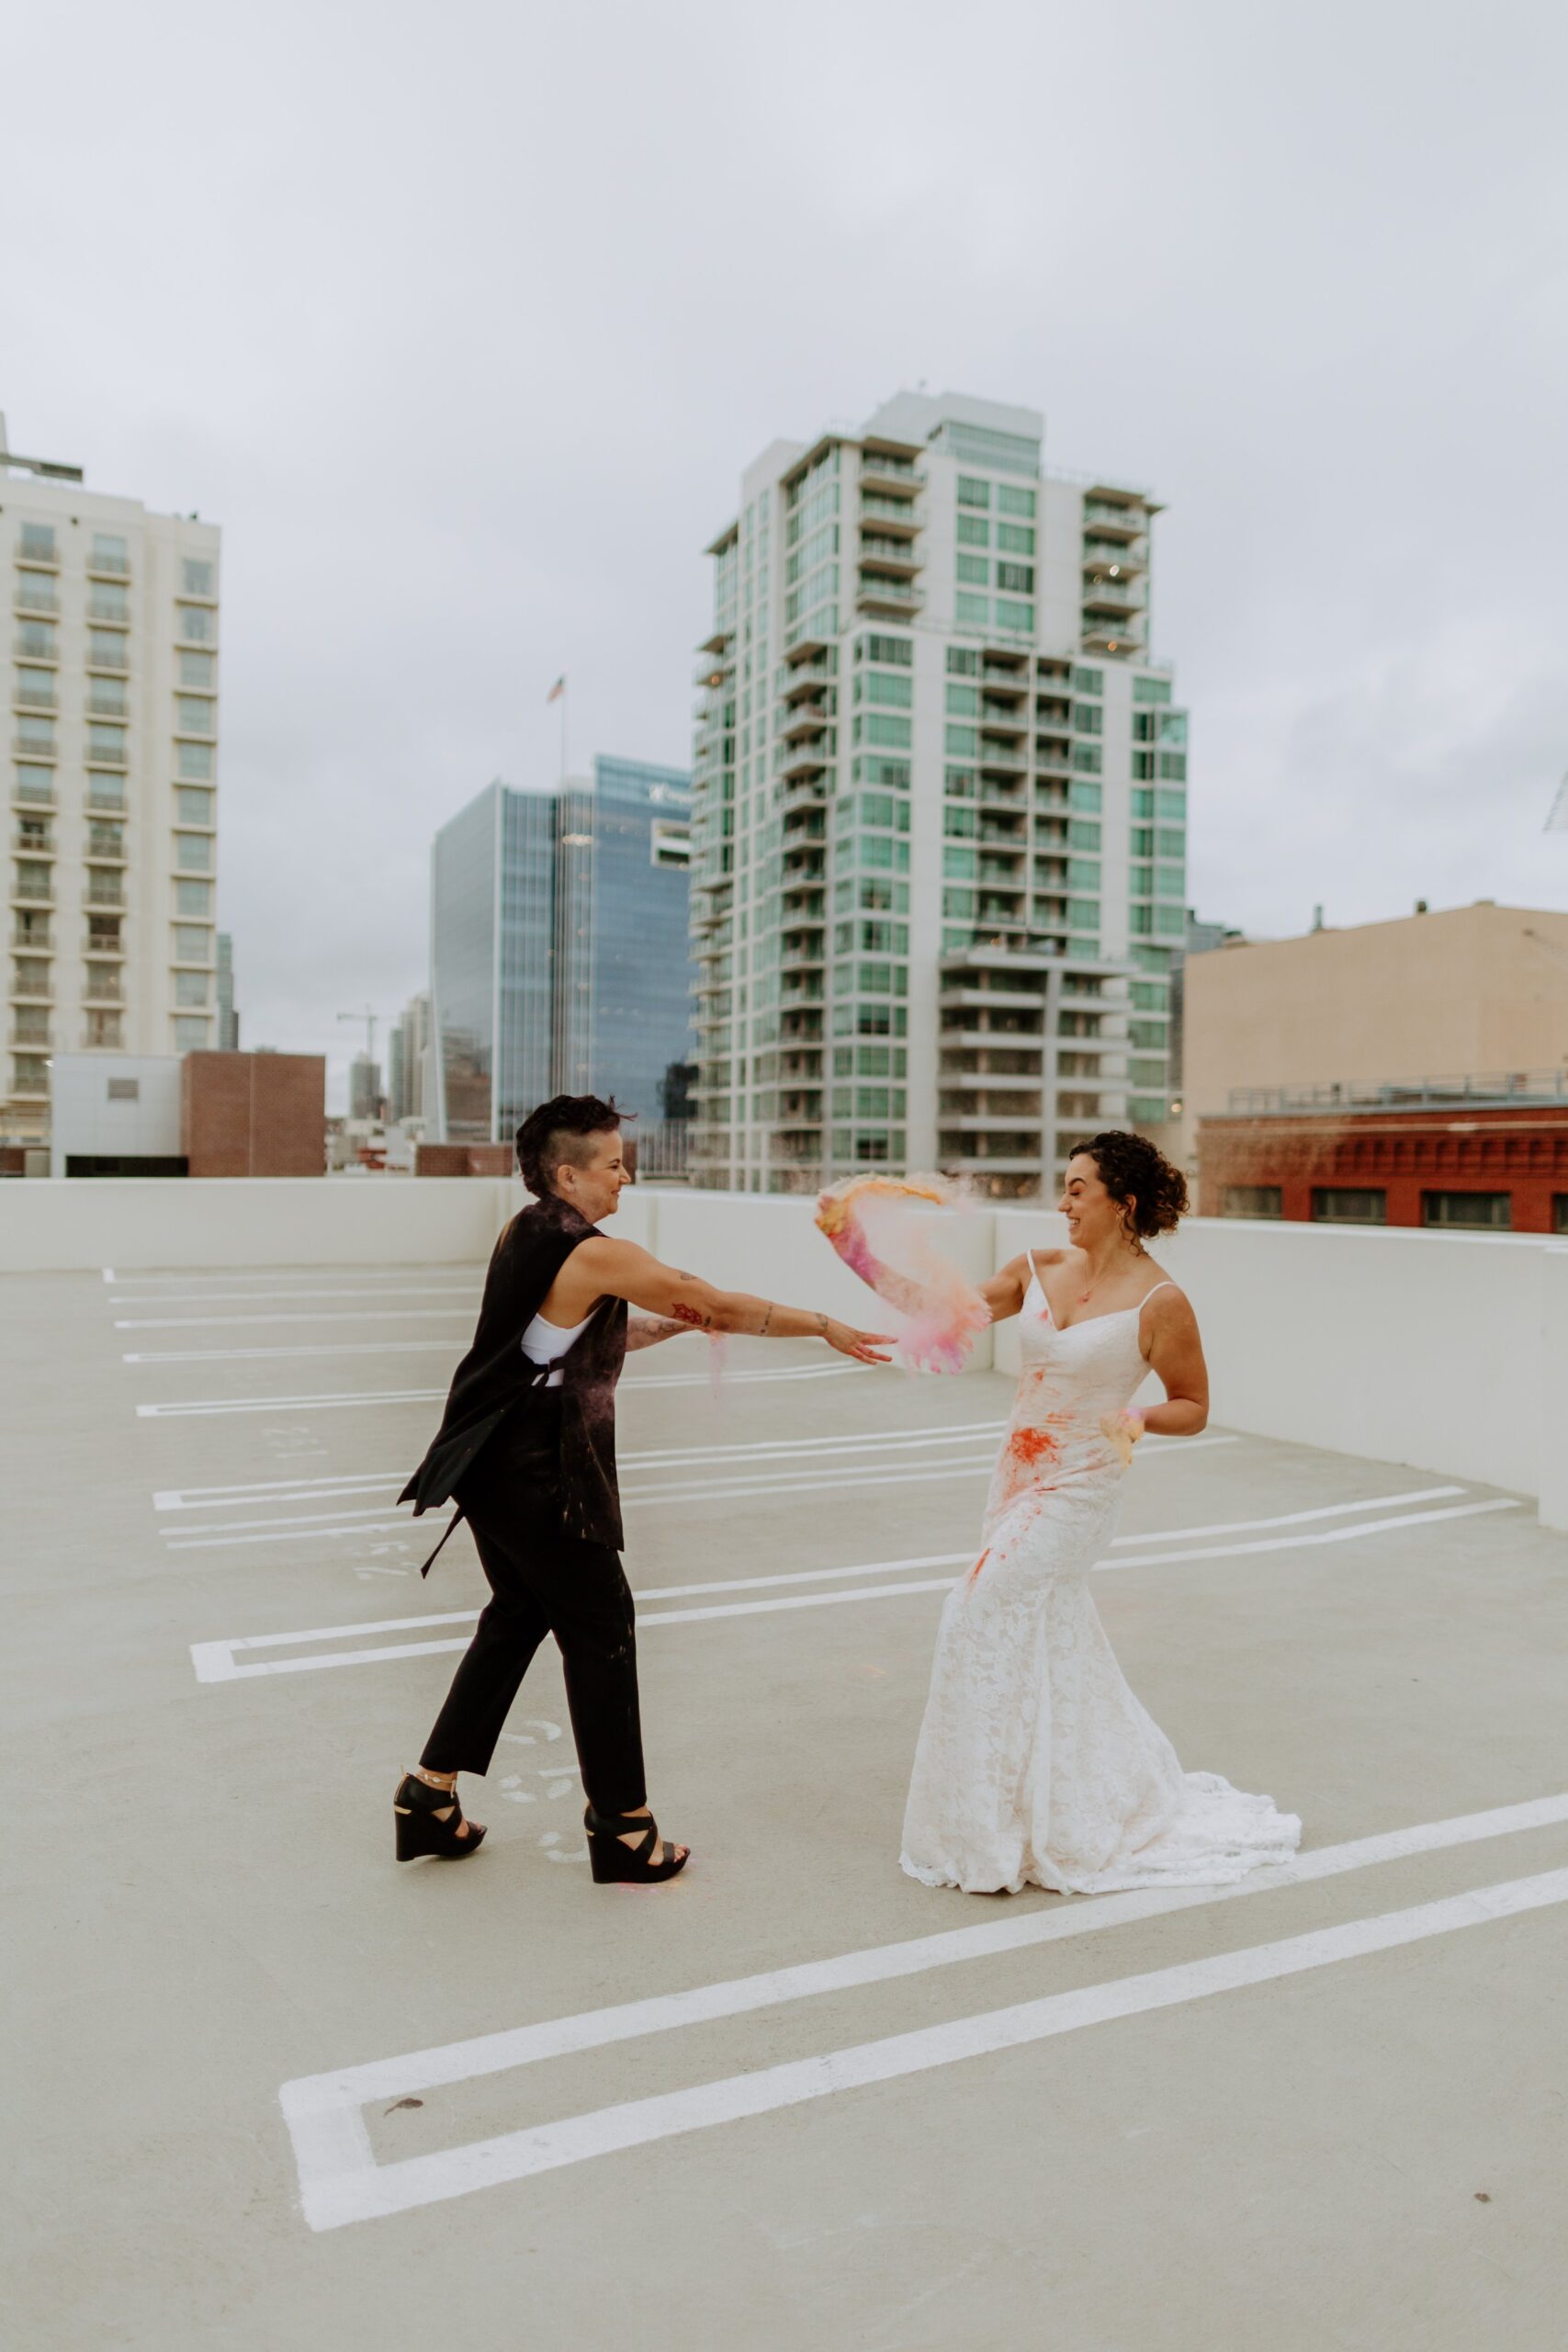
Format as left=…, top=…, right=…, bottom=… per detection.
left=430, top=759, right=694, bottom=1149
left=688, top=389, right=1190, bottom=1198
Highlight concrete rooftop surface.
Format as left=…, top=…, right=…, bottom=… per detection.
left=6, top=1255, right=1568, bottom=2351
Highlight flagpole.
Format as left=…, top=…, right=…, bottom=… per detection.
left=560, top=677, right=568, bottom=785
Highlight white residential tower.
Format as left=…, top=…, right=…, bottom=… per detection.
left=689, top=390, right=1189, bottom=1197
left=3, top=414, right=221, bottom=1142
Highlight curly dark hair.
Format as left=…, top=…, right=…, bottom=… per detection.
left=515, top=1093, right=633, bottom=1198
left=1067, top=1129, right=1189, bottom=1239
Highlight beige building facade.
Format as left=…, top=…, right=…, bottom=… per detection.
left=1183, top=900, right=1568, bottom=1136
left=4, top=414, right=220, bottom=1141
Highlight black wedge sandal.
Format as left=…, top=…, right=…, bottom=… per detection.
left=583, top=1802, right=689, bottom=1884
left=393, top=1772, right=487, bottom=1862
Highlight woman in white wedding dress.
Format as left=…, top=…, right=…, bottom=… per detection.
left=901, top=1132, right=1301, bottom=1897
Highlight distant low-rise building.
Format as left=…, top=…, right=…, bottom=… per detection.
left=216, top=933, right=239, bottom=1049
left=1200, top=1075, right=1568, bottom=1232
left=1188, top=899, right=1568, bottom=1230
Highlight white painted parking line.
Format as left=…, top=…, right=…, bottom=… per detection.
left=280, top=1799, right=1568, bottom=2229
left=161, top=1436, right=1245, bottom=1553
left=152, top=1422, right=1020, bottom=1510
left=135, top=1361, right=872, bottom=1417
left=151, top=1424, right=1258, bottom=1516
left=188, top=1496, right=1517, bottom=1679
left=116, top=1307, right=477, bottom=1331
left=126, top=1339, right=466, bottom=1365
left=110, top=1284, right=481, bottom=1308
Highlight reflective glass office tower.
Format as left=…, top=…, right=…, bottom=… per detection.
left=556, top=756, right=695, bottom=1125
left=431, top=761, right=694, bottom=1147
left=430, top=780, right=558, bottom=1142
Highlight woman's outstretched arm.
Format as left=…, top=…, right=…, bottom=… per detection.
left=563, top=1238, right=895, bottom=1363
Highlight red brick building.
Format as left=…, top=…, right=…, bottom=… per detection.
left=1199, top=1080, right=1568, bottom=1233
left=181, top=1052, right=325, bottom=1178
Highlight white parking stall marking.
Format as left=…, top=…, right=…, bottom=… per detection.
left=187, top=1495, right=1517, bottom=1680
left=116, top=1308, right=478, bottom=1332
left=110, top=1284, right=481, bottom=1308
left=126, top=1340, right=468, bottom=1365
left=152, top=1422, right=1019, bottom=1510
left=135, top=1361, right=872, bottom=1417
left=280, top=1792, right=1568, bottom=2229
left=158, top=1435, right=1246, bottom=1553
left=150, top=1425, right=1259, bottom=1516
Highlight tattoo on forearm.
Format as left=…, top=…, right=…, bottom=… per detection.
left=816, top=1311, right=829, bottom=1339
left=671, top=1302, right=710, bottom=1329
left=759, top=1301, right=773, bottom=1337
left=626, top=1317, right=687, bottom=1351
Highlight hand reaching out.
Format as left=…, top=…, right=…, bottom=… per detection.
left=823, top=1318, right=897, bottom=1364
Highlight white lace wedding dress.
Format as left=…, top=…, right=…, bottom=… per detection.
left=901, top=1261, right=1301, bottom=1896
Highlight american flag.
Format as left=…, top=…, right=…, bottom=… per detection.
left=547, top=675, right=565, bottom=705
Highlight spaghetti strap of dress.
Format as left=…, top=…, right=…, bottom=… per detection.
left=1137, top=1280, right=1179, bottom=1311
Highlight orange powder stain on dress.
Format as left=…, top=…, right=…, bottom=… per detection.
left=966, top=1546, right=990, bottom=1585
left=1009, top=1424, right=1059, bottom=1468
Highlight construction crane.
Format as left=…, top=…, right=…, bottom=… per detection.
left=337, top=1005, right=379, bottom=1064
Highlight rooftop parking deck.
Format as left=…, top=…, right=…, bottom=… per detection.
left=7, top=1250, right=1568, bottom=2350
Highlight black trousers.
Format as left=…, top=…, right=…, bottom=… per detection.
left=418, top=1394, right=647, bottom=1812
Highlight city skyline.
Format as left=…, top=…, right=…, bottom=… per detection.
left=5, top=5, right=1565, bottom=1115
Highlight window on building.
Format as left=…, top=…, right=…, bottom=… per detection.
left=1155, top=788, right=1187, bottom=822
left=1073, top=666, right=1103, bottom=696
left=1422, top=1192, right=1512, bottom=1230
left=1067, top=819, right=1101, bottom=851
left=87, top=724, right=127, bottom=763
left=945, top=725, right=979, bottom=758
left=175, top=695, right=215, bottom=734
left=90, top=533, right=129, bottom=572
left=946, top=646, right=978, bottom=676
left=1071, top=743, right=1102, bottom=775
left=955, top=593, right=988, bottom=628
left=1073, top=702, right=1103, bottom=735
left=1066, top=898, right=1100, bottom=932
left=1312, top=1188, right=1387, bottom=1225
left=1154, top=904, right=1185, bottom=936
left=173, top=1016, right=210, bottom=1051
left=1222, top=1185, right=1288, bottom=1223
left=942, top=844, right=978, bottom=878
left=175, top=787, right=215, bottom=827
left=996, top=562, right=1034, bottom=594
left=175, top=605, right=214, bottom=643
left=14, top=765, right=53, bottom=804
left=1066, top=858, right=1100, bottom=890
left=955, top=514, right=990, bottom=548
left=1157, top=752, right=1188, bottom=781
left=177, top=741, right=214, bottom=780
left=956, top=477, right=991, bottom=509
left=1133, top=675, right=1172, bottom=704
left=175, top=833, right=213, bottom=873
left=19, top=523, right=56, bottom=562
left=17, top=717, right=55, bottom=753
left=855, top=633, right=909, bottom=666
left=996, top=524, right=1035, bottom=555
left=943, top=806, right=978, bottom=838
left=998, top=485, right=1036, bottom=517
left=954, top=552, right=988, bottom=586
left=182, top=559, right=215, bottom=597
left=175, top=880, right=213, bottom=917
left=994, top=598, right=1033, bottom=632
left=172, top=924, right=212, bottom=961
left=1068, top=780, right=1103, bottom=812
left=177, top=650, right=215, bottom=690
left=857, top=670, right=912, bottom=710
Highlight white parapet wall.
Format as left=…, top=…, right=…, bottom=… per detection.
left=4, top=1176, right=1566, bottom=1521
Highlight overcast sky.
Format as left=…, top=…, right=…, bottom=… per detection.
left=6, top=0, right=1566, bottom=1104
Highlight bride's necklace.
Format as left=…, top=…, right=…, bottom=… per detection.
left=1077, top=1245, right=1141, bottom=1305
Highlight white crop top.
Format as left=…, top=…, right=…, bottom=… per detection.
left=521, top=1308, right=593, bottom=1389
